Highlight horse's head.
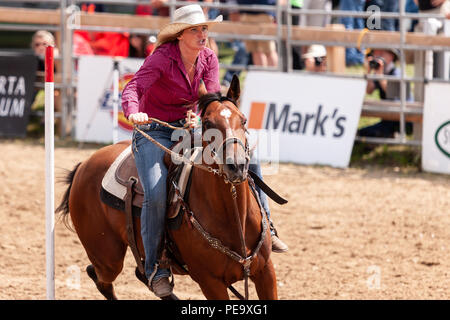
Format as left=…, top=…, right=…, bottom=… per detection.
left=198, top=75, right=249, bottom=184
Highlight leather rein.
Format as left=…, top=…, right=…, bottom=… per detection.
left=134, top=122, right=267, bottom=300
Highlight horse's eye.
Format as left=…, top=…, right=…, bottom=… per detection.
left=242, top=119, right=247, bottom=126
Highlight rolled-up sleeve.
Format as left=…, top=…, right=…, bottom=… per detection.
left=202, top=52, right=220, bottom=93
left=121, top=51, right=164, bottom=119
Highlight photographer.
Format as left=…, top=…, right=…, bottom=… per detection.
left=359, top=48, right=413, bottom=138
left=302, top=45, right=328, bottom=73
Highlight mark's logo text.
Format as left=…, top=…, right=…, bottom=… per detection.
left=248, top=102, right=347, bottom=138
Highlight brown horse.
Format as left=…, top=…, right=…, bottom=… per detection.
left=56, top=76, right=277, bottom=300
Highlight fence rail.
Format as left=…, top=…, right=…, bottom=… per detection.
left=0, top=0, right=449, bottom=144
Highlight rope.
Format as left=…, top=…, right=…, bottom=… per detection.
left=357, top=27, right=370, bottom=53
left=133, top=124, right=222, bottom=176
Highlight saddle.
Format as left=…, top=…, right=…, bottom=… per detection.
left=100, top=143, right=200, bottom=276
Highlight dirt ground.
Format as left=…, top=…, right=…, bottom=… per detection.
left=0, top=140, right=449, bottom=300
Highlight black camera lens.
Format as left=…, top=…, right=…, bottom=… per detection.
left=369, top=60, right=380, bottom=69
left=369, top=57, right=385, bottom=70
left=314, top=56, right=324, bottom=67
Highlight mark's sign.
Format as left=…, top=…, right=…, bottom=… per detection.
left=240, top=72, right=366, bottom=168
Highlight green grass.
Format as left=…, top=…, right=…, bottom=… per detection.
left=350, top=142, right=421, bottom=171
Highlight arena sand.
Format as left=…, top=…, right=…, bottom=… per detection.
left=0, top=140, right=449, bottom=300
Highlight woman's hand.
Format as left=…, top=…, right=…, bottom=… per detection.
left=128, top=112, right=149, bottom=124
left=185, top=110, right=200, bottom=129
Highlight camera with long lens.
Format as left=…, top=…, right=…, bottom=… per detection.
left=369, top=57, right=385, bottom=70
left=314, top=56, right=325, bottom=67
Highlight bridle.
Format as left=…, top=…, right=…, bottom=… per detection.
left=206, top=135, right=251, bottom=184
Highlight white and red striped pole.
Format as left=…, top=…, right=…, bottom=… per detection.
left=45, top=45, right=55, bottom=300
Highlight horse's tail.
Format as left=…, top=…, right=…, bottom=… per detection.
left=56, top=162, right=81, bottom=231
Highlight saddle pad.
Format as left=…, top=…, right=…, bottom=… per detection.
left=101, top=145, right=133, bottom=201
left=101, top=144, right=202, bottom=214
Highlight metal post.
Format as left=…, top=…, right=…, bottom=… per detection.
left=169, top=0, right=175, bottom=22
left=276, top=0, right=283, bottom=72
left=112, top=60, right=120, bottom=144
left=399, top=0, right=406, bottom=143
left=60, top=0, right=68, bottom=138
left=286, top=3, right=293, bottom=73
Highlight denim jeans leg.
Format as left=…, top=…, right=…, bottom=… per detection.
left=248, top=158, right=274, bottom=236
left=223, top=40, right=249, bottom=85
left=340, top=0, right=365, bottom=65
left=133, top=128, right=173, bottom=281
left=381, top=0, right=399, bottom=31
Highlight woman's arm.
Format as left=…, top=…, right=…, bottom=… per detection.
left=121, top=51, right=164, bottom=119
left=202, top=51, right=221, bottom=93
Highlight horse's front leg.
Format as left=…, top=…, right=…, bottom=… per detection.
left=197, top=276, right=230, bottom=300
left=251, top=259, right=278, bottom=300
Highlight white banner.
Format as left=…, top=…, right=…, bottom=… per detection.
left=422, top=83, right=450, bottom=174
left=240, top=71, right=366, bottom=168
left=76, top=56, right=143, bottom=143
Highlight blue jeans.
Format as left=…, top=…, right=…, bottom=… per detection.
left=340, top=0, right=365, bottom=66
left=132, top=122, right=178, bottom=281
left=248, top=160, right=274, bottom=235
left=132, top=122, right=273, bottom=279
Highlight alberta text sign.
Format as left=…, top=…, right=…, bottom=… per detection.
left=0, top=52, right=37, bottom=137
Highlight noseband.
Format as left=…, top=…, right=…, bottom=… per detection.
left=207, top=135, right=251, bottom=184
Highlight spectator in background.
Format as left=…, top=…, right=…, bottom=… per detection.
left=302, top=44, right=328, bottom=72
left=414, top=0, right=450, bottom=79
left=279, top=0, right=304, bottom=71
left=31, top=30, right=59, bottom=72
left=221, top=4, right=250, bottom=90
left=358, top=48, right=413, bottom=138
left=415, top=0, right=450, bottom=19
left=406, top=0, right=419, bottom=32
left=238, top=0, right=279, bottom=67
left=339, top=0, right=365, bottom=66
left=74, top=3, right=130, bottom=57
left=129, top=34, right=155, bottom=58
left=30, top=30, right=61, bottom=132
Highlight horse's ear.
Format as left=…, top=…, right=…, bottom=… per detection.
left=226, top=74, right=241, bottom=103
left=198, top=79, right=208, bottom=98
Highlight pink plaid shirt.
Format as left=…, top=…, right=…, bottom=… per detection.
left=121, top=41, right=220, bottom=122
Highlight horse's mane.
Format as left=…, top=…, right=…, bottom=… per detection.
left=198, top=92, right=237, bottom=118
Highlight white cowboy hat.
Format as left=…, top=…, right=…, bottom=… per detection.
left=302, top=45, right=327, bottom=59
left=155, top=4, right=223, bottom=48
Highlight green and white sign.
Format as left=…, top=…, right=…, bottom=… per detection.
left=422, top=83, right=450, bottom=174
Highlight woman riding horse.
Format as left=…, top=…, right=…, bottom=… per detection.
left=121, top=4, right=288, bottom=298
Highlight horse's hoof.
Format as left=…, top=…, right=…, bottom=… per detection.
left=86, top=265, right=98, bottom=282
left=160, top=293, right=179, bottom=300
